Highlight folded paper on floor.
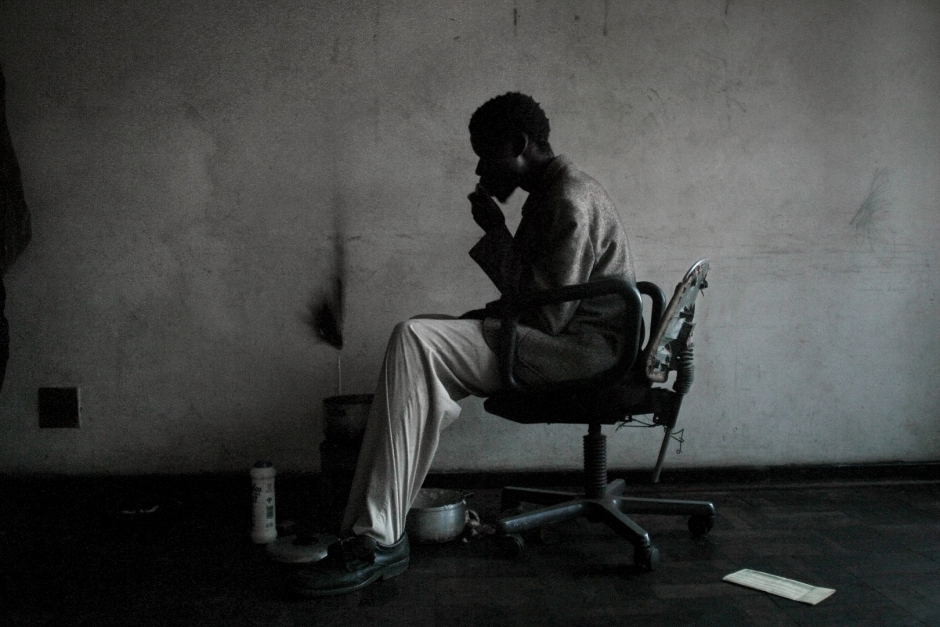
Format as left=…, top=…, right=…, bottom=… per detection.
left=723, top=569, right=836, bottom=605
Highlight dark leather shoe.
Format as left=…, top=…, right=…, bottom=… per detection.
left=289, top=534, right=410, bottom=597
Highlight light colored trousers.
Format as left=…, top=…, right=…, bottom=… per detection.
left=341, top=318, right=502, bottom=546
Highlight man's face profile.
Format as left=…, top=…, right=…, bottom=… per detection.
left=472, top=135, right=524, bottom=203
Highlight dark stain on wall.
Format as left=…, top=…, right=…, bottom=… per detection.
left=851, top=168, right=891, bottom=231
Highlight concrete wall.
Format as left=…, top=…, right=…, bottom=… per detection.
left=0, top=0, right=937, bottom=474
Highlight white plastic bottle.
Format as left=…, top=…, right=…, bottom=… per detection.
left=250, top=460, right=277, bottom=544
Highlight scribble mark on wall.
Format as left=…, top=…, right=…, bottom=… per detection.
left=851, top=168, right=897, bottom=264
left=851, top=168, right=892, bottom=231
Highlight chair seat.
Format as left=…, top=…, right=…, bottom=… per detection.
left=484, top=375, right=655, bottom=425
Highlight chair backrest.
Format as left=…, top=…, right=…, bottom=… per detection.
left=644, top=259, right=709, bottom=384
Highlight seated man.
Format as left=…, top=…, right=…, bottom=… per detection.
left=291, top=92, right=635, bottom=597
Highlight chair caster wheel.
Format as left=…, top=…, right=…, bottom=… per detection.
left=495, top=533, right=524, bottom=558
left=634, top=544, right=659, bottom=571
left=688, top=514, right=714, bottom=538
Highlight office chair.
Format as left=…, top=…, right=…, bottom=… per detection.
left=483, top=259, right=715, bottom=570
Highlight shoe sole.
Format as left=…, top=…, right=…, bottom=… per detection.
left=292, top=557, right=410, bottom=598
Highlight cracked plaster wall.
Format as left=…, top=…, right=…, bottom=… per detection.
left=0, top=0, right=938, bottom=473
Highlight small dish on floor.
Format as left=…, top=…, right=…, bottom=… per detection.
left=266, top=533, right=339, bottom=564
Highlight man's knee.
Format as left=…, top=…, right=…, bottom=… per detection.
left=389, top=319, right=456, bottom=357
left=391, top=319, right=417, bottom=338
left=389, top=319, right=425, bottom=349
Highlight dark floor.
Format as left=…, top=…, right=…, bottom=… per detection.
left=2, top=476, right=939, bottom=627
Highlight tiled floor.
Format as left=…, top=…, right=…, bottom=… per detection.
left=2, top=478, right=939, bottom=626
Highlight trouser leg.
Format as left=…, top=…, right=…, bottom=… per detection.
left=341, top=319, right=501, bottom=546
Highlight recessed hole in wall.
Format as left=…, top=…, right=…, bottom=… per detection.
left=38, top=387, right=81, bottom=429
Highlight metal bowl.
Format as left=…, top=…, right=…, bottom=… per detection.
left=405, top=488, right=472, bottom=544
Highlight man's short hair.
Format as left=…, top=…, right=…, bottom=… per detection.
left=469, top=92, right=551, bottom=151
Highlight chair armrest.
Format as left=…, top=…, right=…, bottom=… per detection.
left=636, top=280, right=666, bottom=356
left=497, top=278, right=643, bottom=391
left=636, top=281, right=666, bottom=331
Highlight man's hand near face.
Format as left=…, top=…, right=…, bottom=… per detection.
left=467, top=183, right=506, bottom=233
